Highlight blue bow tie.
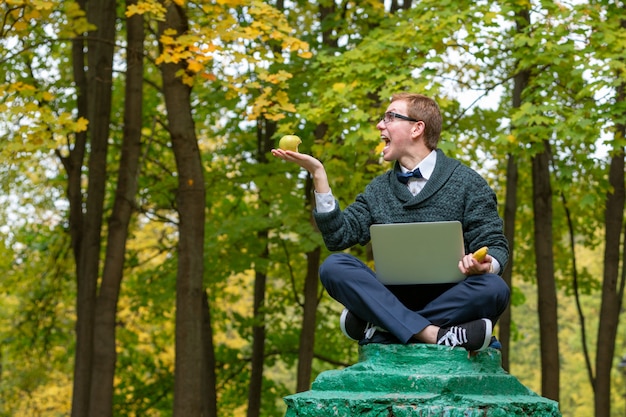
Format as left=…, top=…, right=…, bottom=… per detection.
left=396, top=168, right=423, bottom=184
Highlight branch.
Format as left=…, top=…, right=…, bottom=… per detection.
left=550, top=150, right=595, bottom=389
left=280, top=237, right=304, bottom=307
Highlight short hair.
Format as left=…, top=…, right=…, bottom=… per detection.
left=391, top=93, right=442, bottom=150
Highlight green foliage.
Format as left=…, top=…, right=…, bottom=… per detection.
left=0, top=222, right=75, bottom=416
left=1, top=0, right=625, bottom=416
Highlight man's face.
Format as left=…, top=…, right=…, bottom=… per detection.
left=376, top=100, right=416, bottom=162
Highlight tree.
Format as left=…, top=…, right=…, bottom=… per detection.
left=88, top=1, right=145, bottom=415
left=589, top=5, right=626, bottom=415
left=157, top=2, right=211, bottom=415
left=498, top=4, right=530, bottom=373
left=3, top=1, right=626, bottom=416
left=68, top=1, right=117, bottom=415
left=531, top=139, right=560, bottom=402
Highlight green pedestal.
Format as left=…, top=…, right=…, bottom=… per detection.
left=284, top=344, right=560, bottom=416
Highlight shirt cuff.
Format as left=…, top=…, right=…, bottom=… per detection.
left=314, top=190, right=335, bottom=213
left=491, top=258, right=501, bottom=274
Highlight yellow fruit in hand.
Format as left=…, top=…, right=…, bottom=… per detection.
left=278, top=134, right=302, bottom=152
left=472, top=246, right=488, bottom=262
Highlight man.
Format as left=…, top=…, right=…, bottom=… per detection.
left=271, top=93, right=510, bottom=352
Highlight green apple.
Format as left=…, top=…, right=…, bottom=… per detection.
left=278, top=134, right=302, bottom=152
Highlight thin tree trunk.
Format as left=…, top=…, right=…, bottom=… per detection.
left=499, top=153, right=516, bottom=372
left=158, top=3, right=208, bottom=416
left=501, top=6, right=530, bottom=367
left=247, top=117, right=276, bottom=417
left=296, top=241, right=321, bottom=392
left=532, top=141, right=560, bottom=402
left=70, top=0, right=117, bottom=415
left=295, top=123, right=327, bottom=392
left=89, top=4, right=144, bottom=415
left=295, top=248, right=321, bottom=392
left=248, top=249, right=268, bottom=417
left=594, top=103, right=625, bottom=416
left=62, top=0, right=88, bottom=263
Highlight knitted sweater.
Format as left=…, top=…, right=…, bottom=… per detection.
left=313, top=149, right=509, bottom=272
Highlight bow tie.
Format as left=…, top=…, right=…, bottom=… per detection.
left=396, top=168, right=423, bottom=184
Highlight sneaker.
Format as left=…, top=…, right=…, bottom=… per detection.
left=436, top=318, right=493, bottom=352
left=339, top=308, right=383, bottom=341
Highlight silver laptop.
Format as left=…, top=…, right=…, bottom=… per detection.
left=369, top=221, right=465, bottom=285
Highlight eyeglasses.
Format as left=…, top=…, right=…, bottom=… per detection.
left=381, top=111, right=421, bottom=124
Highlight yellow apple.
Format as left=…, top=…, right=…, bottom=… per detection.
left=278, top=134, right=302, bottom=152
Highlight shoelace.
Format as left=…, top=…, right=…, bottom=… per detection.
left=364, top=322, right=377, bottom=339
left=437, top=326, right=468, bottom=347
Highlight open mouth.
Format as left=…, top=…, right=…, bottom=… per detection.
left=381, top=135, right=390, bottom=151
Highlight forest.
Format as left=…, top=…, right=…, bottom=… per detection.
left=0, top=0, right=625, bottom=416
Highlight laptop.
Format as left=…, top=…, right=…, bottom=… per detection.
left=369, top=221, right=466, bottom=285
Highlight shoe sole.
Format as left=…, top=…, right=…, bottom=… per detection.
left=477, top=318, right=493, bottom=351
left=339, top=308, right=359, bottom=341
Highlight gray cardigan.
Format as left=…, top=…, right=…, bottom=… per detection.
left=313, top=149, right=509, bottom=272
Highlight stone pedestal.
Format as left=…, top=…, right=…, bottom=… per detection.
left=284, top=344, right=560, bottom=416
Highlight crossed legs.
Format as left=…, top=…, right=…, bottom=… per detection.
left=319, top=253, right=511, bottom=344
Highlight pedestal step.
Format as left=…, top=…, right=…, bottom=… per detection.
left=284, top=344, right=561, bottom=417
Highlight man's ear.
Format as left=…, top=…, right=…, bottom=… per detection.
left=411, top=121, right=425, bottom=139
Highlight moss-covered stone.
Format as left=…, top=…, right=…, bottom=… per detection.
left=284, top=344, right=561, bottom=416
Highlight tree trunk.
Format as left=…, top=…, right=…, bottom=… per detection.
left=202, top=290, right=218, bottom=417
left=247, top=118, right=276, bottom=417
left=62, top=0, right=88, bottom=263
left=158, top=3, right=209, bottom=416
left=594, top=81, right=626, bottom=416
left=296, top=240, right=321, bottom=392
left=532, top=141, right=560, bottom=402
left=594, top=143, right=625, bottom=417
left=295, top=122, right=327, bottom=392
left=88, top=4, right=144, bottom=416
left=500, top=7, right=530, bottom=368
left=499, top=153, right=516, bottom=372
left=70, top=0, right=117, bottom=415
left=248, top=250, right=268, bottom=417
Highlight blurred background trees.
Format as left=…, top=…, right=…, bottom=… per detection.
left=0, top=0, right=624, bottom=416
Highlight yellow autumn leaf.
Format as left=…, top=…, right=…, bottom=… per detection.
left=125, top=4, right=141, bottom=17
left=187, top=60, right=203, bottom=73
left=42, top=91, right=55, bottom=101
left=160, top=34, right=176, bottom=46
left=265, top=113, right=286, bottom=122
left=14, top=81, right=36, bottom=92
left=32, top=0, right=54, bottom=10
left=125, top=0, right=166, bottom=18
left=13, top=21, right=28, bottom=31
left=273, top=91, right=296, bottom=113
left=254, top=95, right=271, bottom=109
left=182, top=74, right=194, bottom=87
left=75, top=117, right=89, bottom=132
left=25, top=9, right=41, bottom=19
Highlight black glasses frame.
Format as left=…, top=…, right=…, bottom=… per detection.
left=381, top=111, right=421, bottom=124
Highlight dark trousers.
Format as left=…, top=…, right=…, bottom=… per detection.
left=319, top=253, right=511, bottom=343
